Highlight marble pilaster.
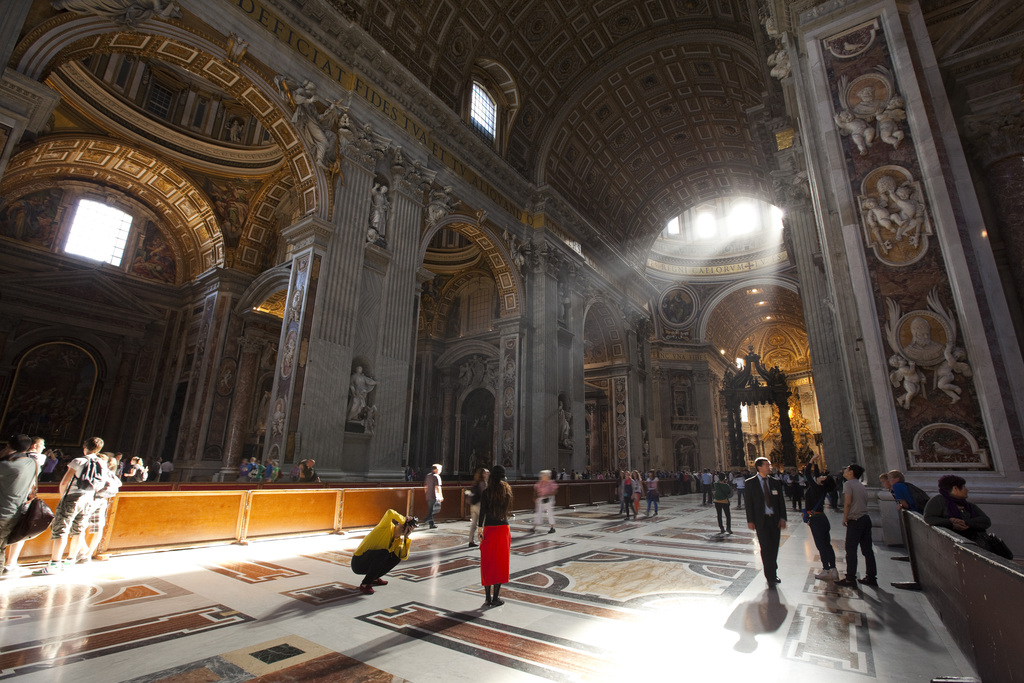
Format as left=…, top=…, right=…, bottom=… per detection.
left=176, top=268, right=253, bottom=480
left=793, top=2, right=1024, bottom=481
left=263, top=215, right=333, bottom=467
left=521, top=240, right=561, bottom=476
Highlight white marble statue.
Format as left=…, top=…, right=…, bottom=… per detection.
left=768, top=48, right=791, bottom=80
left=861, top=196, right=895, bottom=253
left=347, top=366, right=378, bottom=422
left=934, top=346, right=973, bottom=403
left=367, top=183, right=390, bottom=243
left=889, top=354, right=926, bottom=409
left=426, top=186, right=457, bottom=227
left=558, top=400, right=573, bottom=448
left=52, top=0, right=180, bottom=27
left=835, top=109, right=875, bottom=155
left=876, top=96, right=906, bottom=150
left=888, top=183, right=925, bottom=247
left=274, top=76, right=340, bottom=173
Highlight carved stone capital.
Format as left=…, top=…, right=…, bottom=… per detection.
left=238, top=336, right=263, bottom=355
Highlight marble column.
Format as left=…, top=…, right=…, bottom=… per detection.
left=221, top=335, right=263, bottom=478
left=103, top=338, right=141, bottom=446
left=175, top=268, right=253, bottom=480
left=692, top=368, right=718, bottom=471
left=286, top=153, right=373, bottom=473
left=776, top=165, right=859, bottom=469
left=521, top=240, right=561, bottom=476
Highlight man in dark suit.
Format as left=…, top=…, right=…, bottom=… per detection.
left=745, top=457, right=788, bottom=588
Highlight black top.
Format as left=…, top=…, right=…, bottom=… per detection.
left=479, top=485, right=509, bottom=527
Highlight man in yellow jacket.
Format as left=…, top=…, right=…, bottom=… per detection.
left=352, top=509, right=417, bottom=594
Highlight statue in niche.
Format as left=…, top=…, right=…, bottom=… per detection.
left=367, top=182, right=390, bottom=244
left=558, top=400, right=573, bottom=449
left=347, top=366, right=379, bottom=422
left=558, top=279, right=571, bottom=323
left=934, top=346, right=973, bottom=403
left=226, top=118, right=244, bottom=143
left=889, top=354, right=926, bottom=409
left=52, top=0, right=181, bottom=27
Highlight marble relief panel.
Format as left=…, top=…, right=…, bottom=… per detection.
left=822, top=18, right=989, bottom=469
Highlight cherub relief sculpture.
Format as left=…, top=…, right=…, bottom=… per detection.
left=835, top=69, right=907, bottom=155
left=835, top=109, right=875, bottom=155
left=884, top=288, right=973, bottom=408
left=889, top=354, right=926, bottom=409
left=876, top=95, right=906, bottom=150
left=858, top=166, right=932, bottom=264
left=934, top=346, right=973, bottom=403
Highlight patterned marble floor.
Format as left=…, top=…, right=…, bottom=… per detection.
left=0, top=494, right=974, bottom=682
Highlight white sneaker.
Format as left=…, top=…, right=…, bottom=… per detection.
left=814, top=568, right=833, bottom=580
left=32, top=563, right=62, bottom=576
left=830, top=568, right=840, bottom=581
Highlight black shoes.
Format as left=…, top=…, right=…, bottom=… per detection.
left=547, top=527, right=555, bottom=534
left=859, top=576, right=878, bottom=587
left=835, top=577, right=858, bottom=588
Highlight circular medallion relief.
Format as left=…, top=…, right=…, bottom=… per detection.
left=659, top=286, right=697, bottom=327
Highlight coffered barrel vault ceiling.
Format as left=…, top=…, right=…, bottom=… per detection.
left=335, top=0, right=779, bottom=249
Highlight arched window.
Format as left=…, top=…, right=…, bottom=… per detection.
left=64, top=198, right=134, bottom=266
left=464, top=59, right=519, bottom=153
left=470, top=82, right=497, bottom=140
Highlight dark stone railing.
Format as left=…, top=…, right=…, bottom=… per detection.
left=902, top=510, right=1023, bottom=683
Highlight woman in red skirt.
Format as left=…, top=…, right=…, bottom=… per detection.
left=477, top=464, right=513, bottom=607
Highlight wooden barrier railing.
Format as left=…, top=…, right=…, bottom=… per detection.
left=901, top=510, right=1024, bottom=683
left=17, top=481, right=675, bottom=561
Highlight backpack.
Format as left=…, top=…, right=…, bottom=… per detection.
left=907, top=482, right=930, bottom=512
left=75, top=456, right=104, bottom=491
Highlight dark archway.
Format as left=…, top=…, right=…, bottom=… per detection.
left=723, top=347, right=795, bottom=468
left=459, top=388, right=494, bottom=476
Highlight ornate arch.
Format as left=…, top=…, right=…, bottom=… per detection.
left=420, top=214, right=522, bottom=318
left=429, top=267, right=497, bottom=338
left=697, top=276, right=801, bottom=345
left=2, top=136, right=218, bottom=280
left=12, top=15, right=328, bottom=220
left=582, top=298, right=628, bottom=364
